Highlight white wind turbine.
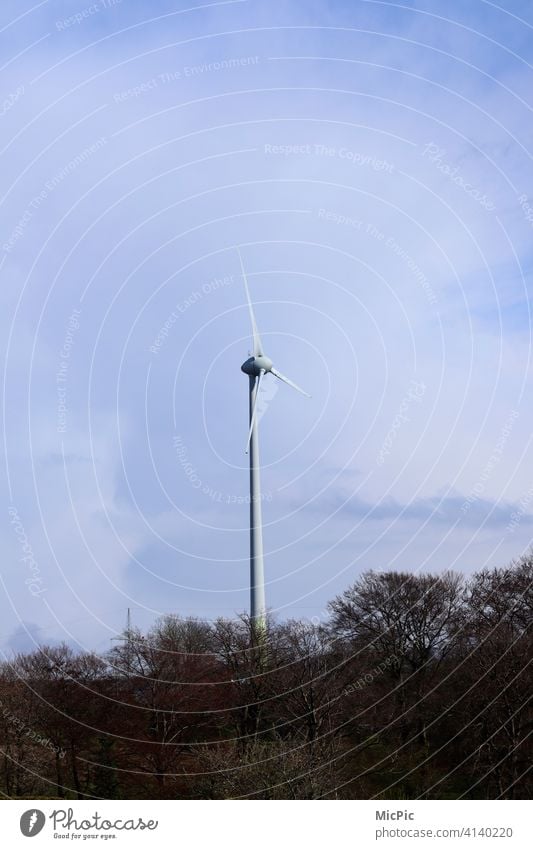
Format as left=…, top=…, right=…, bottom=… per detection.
left=238, top=250, right=310, bottom=636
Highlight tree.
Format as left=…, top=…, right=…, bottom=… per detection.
left=108, top=615, right=218, bottom=797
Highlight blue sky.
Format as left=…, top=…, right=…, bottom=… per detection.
left=1, top=0, right=533, bottom=654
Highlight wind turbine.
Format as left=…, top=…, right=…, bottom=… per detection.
left=238, top=249, right=310, bottom=637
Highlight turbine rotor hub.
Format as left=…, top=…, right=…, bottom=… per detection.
left=241, top=355, right=273, bottom=376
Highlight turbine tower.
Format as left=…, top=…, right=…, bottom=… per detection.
left=238, top=249, right=310, bottom=637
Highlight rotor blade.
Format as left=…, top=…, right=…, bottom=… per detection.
left=271, top=367, right=311, bottom=398
left=245, top=369, right=265, bottom=454
left=237, top=248, right=263, bottom=356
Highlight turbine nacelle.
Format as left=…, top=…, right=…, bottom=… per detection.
left=241, top=355, right=273, bottom=377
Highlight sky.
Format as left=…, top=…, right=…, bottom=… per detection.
left=1, top=0, right=533, bottom=655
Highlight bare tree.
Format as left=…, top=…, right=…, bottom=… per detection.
left=108, top=615, right=217, bottom=796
